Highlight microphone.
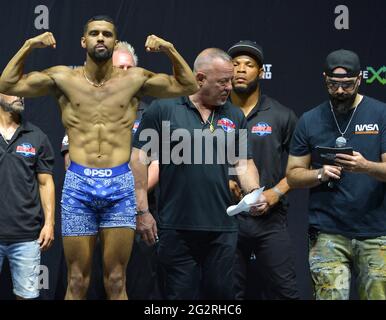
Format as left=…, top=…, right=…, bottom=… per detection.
left=328, top=137, right=346, bottom=188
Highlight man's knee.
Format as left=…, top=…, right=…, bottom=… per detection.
left=67, top=271, right=91, bottom=296
left=104, top=269, right=126, bottom=293
left=309, top=260, right=350, bottom=300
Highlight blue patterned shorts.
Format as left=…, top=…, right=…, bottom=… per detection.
left=61, top=162, right=136, bottom=236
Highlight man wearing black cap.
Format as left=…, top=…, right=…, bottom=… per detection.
left=287, top=49, right=386, bottom=300
left=228, top=40, right=299, bottom=300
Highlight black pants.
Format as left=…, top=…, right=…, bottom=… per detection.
left=126, top=234, right=161, bottom=299
left=157, top=229, right=238, bottom=300
left=234, top=217, right=299, bottom=300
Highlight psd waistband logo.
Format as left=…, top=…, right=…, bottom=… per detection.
left=84, top=168, right=113, bottom=177
left=16, top=143, right=36, bottom=157
left=355, top=123, right=379, bottom=135
left=251, top=122, right=272, bottom=136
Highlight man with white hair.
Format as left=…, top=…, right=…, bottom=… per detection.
left=132, top=48, right=267, bottom=299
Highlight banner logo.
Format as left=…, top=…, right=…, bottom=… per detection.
left=364, top=66, right=386, bottom=85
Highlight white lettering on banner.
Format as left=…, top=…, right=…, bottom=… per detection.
left=334, top=5, right=349, bottom=30
left=263, top=64, right=272, bottom=79
left=34, top=5, right=49, bottom=30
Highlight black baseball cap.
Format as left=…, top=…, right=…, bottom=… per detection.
left=228, top=40, right=264, bottom=65
left=324, top=49, right=361, bottom=78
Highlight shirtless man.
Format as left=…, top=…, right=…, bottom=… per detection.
left=0, top=15, right=198, bottom=300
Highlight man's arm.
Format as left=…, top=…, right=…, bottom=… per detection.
left=235, top=159, right=260, bottom=194
left=140, top=35, right=199, bottom=98
left=64, top=152, right=71, bottom=171
left=286, top=154, right=342, bottom=188
left=37, top=173, right=55, bottom=251
left=335, top=152, right=386, bottom=181
left=131, top=147, right=158, bottom=246
left=148, top=160, right=159, bottom=192
left=235, top=159, right=267, bottom=214
left=230, top=174, right=291, bottom=215
left=259, top=177, right=290, bottom=214
left=0, top=32, right=58, bottom=97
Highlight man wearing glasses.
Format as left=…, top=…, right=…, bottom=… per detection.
left=286, top=49, right=386, bottom=300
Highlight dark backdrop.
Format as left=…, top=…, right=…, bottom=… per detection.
left=0, top=0, right=385, bottom=300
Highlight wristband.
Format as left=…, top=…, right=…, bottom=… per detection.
left=273, top=186, right=285, bottom=197
left=136, top=208, right=150, bottom=216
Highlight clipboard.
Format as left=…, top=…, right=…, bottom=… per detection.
left=314, top=146, right=353, bottom=165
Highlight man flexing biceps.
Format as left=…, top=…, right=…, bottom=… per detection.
left=0, top=15, right=198, bottom=300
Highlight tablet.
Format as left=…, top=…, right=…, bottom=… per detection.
left=314, top=146, right=353, bottom=165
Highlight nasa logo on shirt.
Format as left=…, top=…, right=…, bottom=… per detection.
left=16, top=143, right=36, bottom=157
left=251, top=122, right=272, bottom=136
left=354, top=123, right=379, bottom=135
left=132, top=120, right=141, bottom=133
left=217, top=118, right=236, bottom=132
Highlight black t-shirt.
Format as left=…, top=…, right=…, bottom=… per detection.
left=231, top=95, right=298, bottom=236
left=290, top=96, right=386, bottom=238
left=133, top=96, right=251, bottom=232
left=244, top=95, right=297, bottom=189
left=0, top=121, right=54, bottom=242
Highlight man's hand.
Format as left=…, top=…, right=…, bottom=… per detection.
left=256, top=188, right=281, bottom=215
left=335, top=151, right=369, bottom=173
left=229, top=180, right=242, bottom=202
left=136, top=212, right=158, bottom=246
left=320, top=164, right=342, bottom=182
left=145, top=35, right=173, bottom=53
left=249, top=193, right=268, bottom=217
left=27, top=32, right=56, bottom=49
left=38, top=224, right=54, bottom=251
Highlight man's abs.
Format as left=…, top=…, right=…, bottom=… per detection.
left=55, top=68, right=143, bottom=167
left=66, top=123, right=133, bottom=168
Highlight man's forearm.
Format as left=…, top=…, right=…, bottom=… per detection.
left=147, top=160, right=159, bottom=192
left=39, top=178, right=55, bottom=226
left=365, top=161, right=386, bottom=181
left=287, top=168, right=320, bottom=189
left=236, top=159, right=260, bottom=193
left=272, top=177, right=291, bottom=195
left=131, top=149, right=150, bottom=211
left=165, top=46, right=198, bottom=91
